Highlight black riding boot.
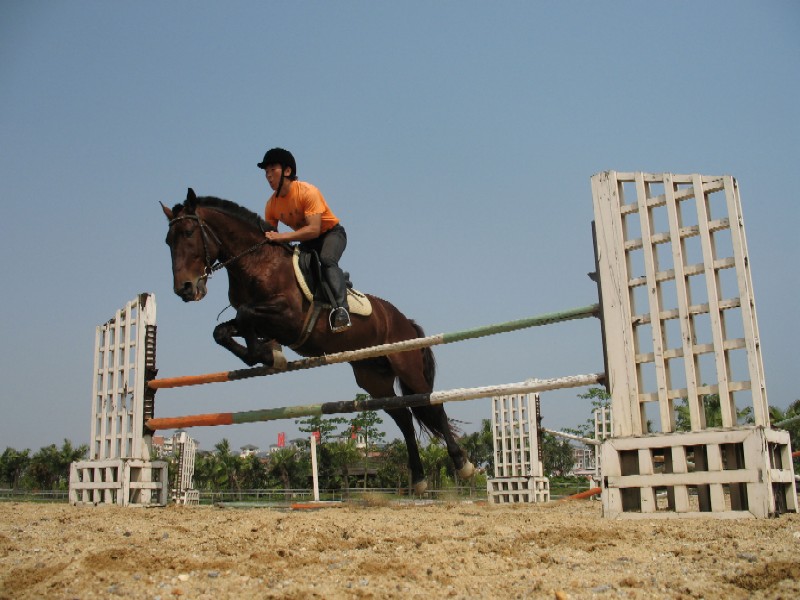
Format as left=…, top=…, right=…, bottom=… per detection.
left=325, top=266, right=351, bottom=332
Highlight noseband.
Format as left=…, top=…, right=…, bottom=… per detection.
left=168, top=213, right=271, bottom=280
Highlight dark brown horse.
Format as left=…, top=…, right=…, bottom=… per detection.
left=161, top=189, right=474, bottom=493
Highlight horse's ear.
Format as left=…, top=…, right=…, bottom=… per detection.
left=160, top=201, right=173, bottom=221
left=187, top=188, right=197, bottom=206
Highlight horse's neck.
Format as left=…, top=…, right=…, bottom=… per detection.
left=201, top=208, right=266, bottom=260
left=200, top=209, right=295, bottom=305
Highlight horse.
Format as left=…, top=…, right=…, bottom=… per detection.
left=161, top=188, right=474, bottom=493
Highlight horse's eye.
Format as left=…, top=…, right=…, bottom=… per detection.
left=183, top=228, right=194, bottom=238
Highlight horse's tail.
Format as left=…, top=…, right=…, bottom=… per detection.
left=400, top=321, right=456, bottom=439
left=415, top=321, right=436, bottom=390
left=398, top=320, right=435, bottom=391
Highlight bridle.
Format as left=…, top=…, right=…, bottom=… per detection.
left=168, top=213, right=271, bottom=281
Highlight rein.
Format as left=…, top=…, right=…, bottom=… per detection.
left=168, top=214, right=272, bottom=280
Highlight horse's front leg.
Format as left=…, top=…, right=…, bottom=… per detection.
left=212, top=317, right=286, bottom=369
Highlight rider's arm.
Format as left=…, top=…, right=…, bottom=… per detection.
left=265, top=213, right=322, bottom=243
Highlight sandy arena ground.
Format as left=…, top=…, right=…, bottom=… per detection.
left=1, top=499, right=799, bottom=599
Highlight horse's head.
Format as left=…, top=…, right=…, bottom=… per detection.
left=161, top=188, right=216, bottom=302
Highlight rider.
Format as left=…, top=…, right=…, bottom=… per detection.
left=258, top=147, right=351, bottom=332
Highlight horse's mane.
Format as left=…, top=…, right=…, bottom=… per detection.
left=173, top=196, right=276, bottom=232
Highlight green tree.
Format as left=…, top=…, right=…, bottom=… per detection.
left=296, top=415, right=348, bottom=489
left=193, top=451, right=218, bottom=490
left=376, top=439, right=409, bottom=490
left=420, top=438, right=452, bottom=490
left=240, top=453, right=267, bottom=490
left=266, top=447, right=302, bottom=495
left=295, top=415, right=348, bottom=444
left=565, top=387, right=611, bottom=439
left=326, top=440, right=362, bottom=495
left=26, top=440, right=87, bottom=490
left=296, top=415, right=344, bottom=489
left=0, top=447, right=31, bottom=488
left=770, top=399, right=800, bottom=468
left=210, top=439, right=242, bottom=492
left=460, top=419, right=494, bottom=475
left=542, top=432, right=573, bottom=477
left=675, top=393, right=753, bottom=431
left=348, top=403, right=386, bottom=489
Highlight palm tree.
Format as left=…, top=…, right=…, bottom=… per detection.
left=461, top=419, right=494, bottom=475
left=326, top=440, right=362, bottom=496
left=193, top=452, right=218, bottom=490
left=212, top=439, right=242, bottom=493
left=0, top=447, right=31, bottom=489
left=770, top=399, right=800, bottom=456
left=420, top=439, right=451, bottom=490
left=27, top=439, right=88, bottom=490
left=542, top=432, right=574, bottom=477
left=267, top=448, right=299, bottom=497
left=674, top=393, right=754, bottom=431
left=240, top=453, right=267, bottom=490
left=376, top=439, right=409, bottom=491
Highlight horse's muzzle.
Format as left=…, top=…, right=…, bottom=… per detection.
left=175, top=278, right=207, bottom=302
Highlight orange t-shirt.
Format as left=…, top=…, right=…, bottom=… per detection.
left=264, top=180, right=339, bottom=233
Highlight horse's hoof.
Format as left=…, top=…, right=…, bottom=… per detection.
left=413, top=480, right=428, bottom=496
left=271, top=349, right=287, bottom=371
left=458, top=460, right=475, bottom=480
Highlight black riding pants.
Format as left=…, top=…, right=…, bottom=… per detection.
left=300, top=224, right=348, bottom=309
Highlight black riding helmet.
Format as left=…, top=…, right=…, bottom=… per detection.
left=258, top=147, right=297, bottom=198
left=257, top=147, right=298, bottom=180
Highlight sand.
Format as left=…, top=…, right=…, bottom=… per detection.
left=1, top=499, right=799, bottom=599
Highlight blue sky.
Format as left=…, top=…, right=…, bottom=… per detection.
left=1, top=1, right=798, bottom=454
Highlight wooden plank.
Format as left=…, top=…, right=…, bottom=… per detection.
left=600, top=438, right=624, bottom=515
left=635, top=173, right=672, bottom=433
left=638, top=449, right=656, bottom=512
left=692, top=174, right=734, bottom=426
left=606, top=469, right=761, bottom=488
left=606, top=428, right=753, bottom=450
left=667, top=173, right=703, bottom=431
left=724, top=176, right=769, bottom=425
left=592, top=171, right=641, bottom=436
left=671, top=446, right=691, bottom=512
left=706, top=445, right=727, bottom=511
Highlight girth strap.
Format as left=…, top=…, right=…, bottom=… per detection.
left=289, top=302, right=326, bottom=350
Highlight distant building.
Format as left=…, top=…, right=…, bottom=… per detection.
left=152, top=431, right=195, bottom=458
left=570, top=444, right=597, bottom=477
left=239, top=444, right=259, bottom=458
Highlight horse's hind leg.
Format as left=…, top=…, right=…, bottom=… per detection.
left=384, top=407, right=428, bottom=494
left=350, top=360, right=427, bottom=494
left=389, top=351, right=475, bottom=482
left=413, top=405, right=475, bottom=480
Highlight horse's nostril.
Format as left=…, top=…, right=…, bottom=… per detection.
left=175, top=282, right=193, bottom=298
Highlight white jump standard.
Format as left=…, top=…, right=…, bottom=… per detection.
left=592, top=172, right=796, bottom=518
left=69, top=294, right=168, bottom=507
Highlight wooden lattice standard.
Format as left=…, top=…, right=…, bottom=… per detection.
left=70, top=294, right=167, bottom=506
left=592, top=171, right=796, bottom=518
left=487, top=393, right=549, bottom=503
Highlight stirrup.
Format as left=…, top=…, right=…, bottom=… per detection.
left=329, top=307, right=351, bottom=333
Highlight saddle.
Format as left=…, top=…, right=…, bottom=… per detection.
left=289, top=248, right=372, bottom=348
